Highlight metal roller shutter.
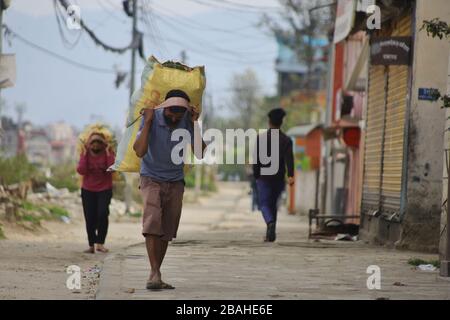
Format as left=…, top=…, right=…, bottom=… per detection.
left=361, top=13, right=411, bottom=215
left=381, top=14, right=411, bottom=213
left=362, top=65, right=386, bottom=213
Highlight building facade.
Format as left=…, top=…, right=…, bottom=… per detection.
left=323, top=0, right=450, bottom=252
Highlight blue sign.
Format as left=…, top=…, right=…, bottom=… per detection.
left=419, top=88, right=439, bottom=101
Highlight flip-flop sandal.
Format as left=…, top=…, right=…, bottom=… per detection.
left=146, top=281, right=163, bottom=290
left=161, top=282, right=175, bottom=290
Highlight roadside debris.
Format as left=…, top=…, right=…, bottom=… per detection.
left=417, top=264, right=437, bottom=272
left=407, top=258, right=440, bottom=271
left=393, top=282, right=407, bottom=286
left=334, top=233, right=358, bottom=241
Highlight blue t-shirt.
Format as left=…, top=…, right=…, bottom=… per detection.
left=137, top=108, right=194, bottom=182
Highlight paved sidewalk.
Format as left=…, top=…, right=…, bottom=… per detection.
left=96, top=182, right=450, bottom=300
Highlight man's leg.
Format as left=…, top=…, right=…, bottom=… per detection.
left=148, top=180, right=184, bottom=288
left=268, top=180, right=286, bottom=241
left=256, top=180, right=277, bottom=241
left=145, top=235, right=163, bottom=282
left=256, top=180, right=275, bottom=224
left=159, top=239, right=169, bottom=267
left=140, top=177, right=166, bottom=287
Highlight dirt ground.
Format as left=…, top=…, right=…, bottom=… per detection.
left=0, top=186, right=203, bottom=300
left=0, top=213, right=143, bottom=300
left=1, top=182, right=448, bottom=300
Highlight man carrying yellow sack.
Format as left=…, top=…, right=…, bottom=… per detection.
left=133, top=89, right=206, bottom=290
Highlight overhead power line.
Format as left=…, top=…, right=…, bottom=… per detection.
left=56, top=0, right=143, bottom=57
left=3, top=25, right=118, bottom=74
left=151, top=13, right=275, bottom=59
left=142, top=31, right=274, bottom=66
left=185, top=0, right=282, bottom=14
left=151, top=3, right=266, bottom=38
left=208, top=0, right=282, bottom=11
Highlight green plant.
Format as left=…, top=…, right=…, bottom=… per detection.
left=48, top=162, right=79, bottom=192
left=218, top=164, right=246, bottom=181
left=408, top=258, right=440, bottom=268
left=184, top=170, right=196, bottom=188
left=128, top=212, right=142, bottom=218
left=0, top=225, right=5, bottom=239
left=21, top=201, right=41, bottom=212
left=421, top=18, right=450, bottom=40
left=184, top=166, right=218, bottom=191
left=0, top=154, right=39, bottom=185
left=420, top=18, right=450, bottom=110
left=19, top=200, right=69, bottom=223
left=21, top=214, right=42, bottom=225
left=47, top=205, right=70, bottom=219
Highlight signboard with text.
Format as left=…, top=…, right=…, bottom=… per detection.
left=370, top=37, right=412, bottom=65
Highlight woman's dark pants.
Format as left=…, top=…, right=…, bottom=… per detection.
left=81, top=188, right=112, bottom=247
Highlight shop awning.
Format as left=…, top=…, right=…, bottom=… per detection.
left=333, top=0, right=356, bottom=44
left=324, top=118, right=361, bottom=148
left=345, top=38, right=369, bottom=92
left=324, top=118, right=360, bottom=138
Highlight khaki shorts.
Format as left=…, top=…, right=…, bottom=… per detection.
left=139, top=176, right=185, bottom=241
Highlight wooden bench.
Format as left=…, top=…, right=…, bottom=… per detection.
left=308, top=209, right=360, bottom=239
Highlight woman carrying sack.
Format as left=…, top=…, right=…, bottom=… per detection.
left=77, top=132, right=115, bottom=254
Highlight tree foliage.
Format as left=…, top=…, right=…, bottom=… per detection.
left=228, top=68, right=262, bottom=129
left=420, top=18, right=450, bottom=109
left=260, top=0, right=335, bottom=91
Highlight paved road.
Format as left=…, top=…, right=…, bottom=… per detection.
left=96, top=182, right=450, bottom=300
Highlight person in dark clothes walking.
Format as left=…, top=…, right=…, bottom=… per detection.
left=77, top=132, right=115, bottom=254
left=253, top=108, right=294, bottom=242
left=245, top=164, right=260, bottom=212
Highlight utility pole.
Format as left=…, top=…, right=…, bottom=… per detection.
left=0, top=4, right=4, bottom=136
left=180, top=50, right=187, bottom=64
left=129, top=0, right=138, bottom=100
left=124, top=0, right=138, bottom=214
left=15, top=103, right=25, bottom=156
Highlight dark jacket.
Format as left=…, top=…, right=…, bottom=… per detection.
left=253, top=129, right=294, bottom=181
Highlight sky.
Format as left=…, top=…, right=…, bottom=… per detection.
left=2, top=0, right=282, bottom=131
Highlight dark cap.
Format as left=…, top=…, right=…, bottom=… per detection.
left=268, top=108, right=286, bottom=126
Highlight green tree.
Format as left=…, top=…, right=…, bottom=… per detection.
left=228, top=68, right=262, bottom=130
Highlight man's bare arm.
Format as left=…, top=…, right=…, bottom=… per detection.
left=190, top=111, right=206, bottom=159
left=133, top=109, right=154, bottom=158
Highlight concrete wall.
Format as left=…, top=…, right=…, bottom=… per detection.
left=294, top=170, right=318, bottom=215
left=440, top=50, right=450, bottom=259
left=399, top=0, right=450, bottom=252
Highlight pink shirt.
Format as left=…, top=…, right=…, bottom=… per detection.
left=77, top=151, right=115, bottom=192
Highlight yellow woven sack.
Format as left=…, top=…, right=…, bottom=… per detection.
left=109, top=56, right=206, bottom=173
left=77, top=123, right=120, bottom=182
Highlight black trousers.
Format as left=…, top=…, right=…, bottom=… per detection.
left=81, top=188, right=113, bottom=247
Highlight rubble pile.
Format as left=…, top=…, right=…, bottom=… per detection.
left=0, top=181, right=138, bottom=224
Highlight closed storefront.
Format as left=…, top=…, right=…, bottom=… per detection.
left=361, top=13, right=412, bottom=216
left=362, top=65, right=386, bottom=213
